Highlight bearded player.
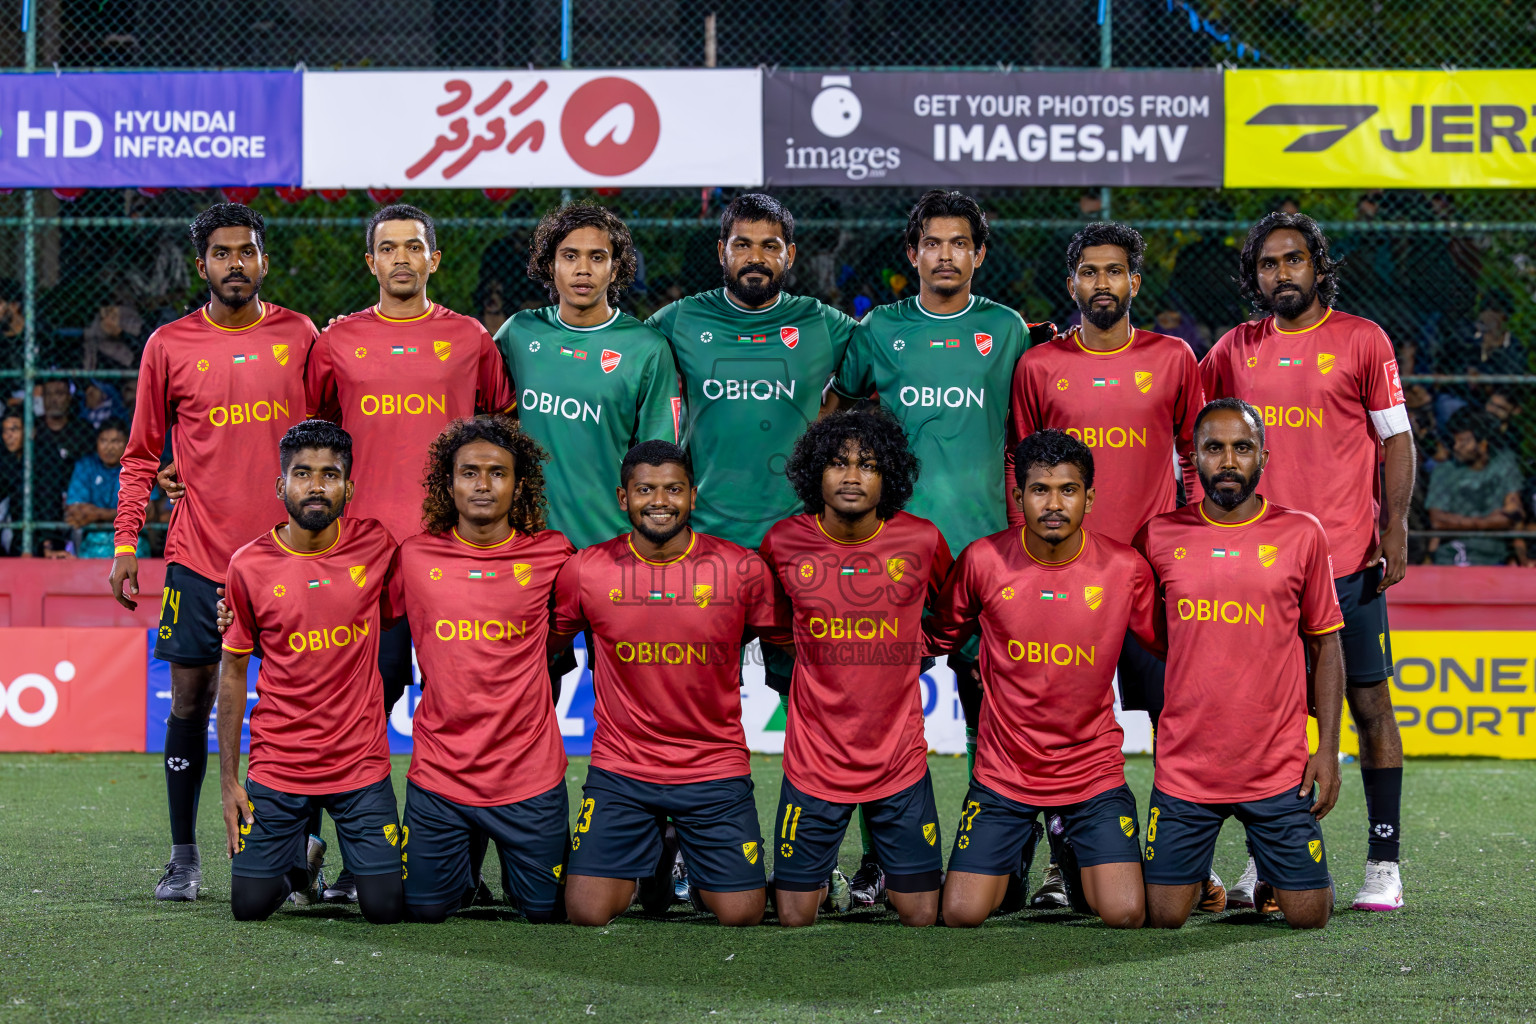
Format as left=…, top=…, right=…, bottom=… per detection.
left=1200, top=213, right=1411, bottom=913
left=388, top=418, right=574, bottom=923
left=1009, top=222, right=1211, bottom=909
left=827, top=191, right=1029, bottom=905
left=929, top=429, right=1157, bottom=928
left=1135, top=399, right=1343, bottom=930
left=217, top=421, right=403, bottom=924
left=109, top=203, right=317, bottom=902
left=761, top=409, right=952, bottom=928
left=553, top=441, right=787, bottom=927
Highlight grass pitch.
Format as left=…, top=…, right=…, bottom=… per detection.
left=0, top=754, right=1531, bottom=1023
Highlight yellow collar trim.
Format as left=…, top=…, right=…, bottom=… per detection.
left=452, top=526, right=517, bottom=550
left=1198, top=498, right=1268, bottom=529
left=374, top=300, right=434, bottom=323
left=628, top=531, right=697, bottom=566
left=1273, top=308, right=1333, bottom=335
left=1021, top=528, right=1087, bottom=568
left=271, top=521, right=344, bottom=558
left=201, top=303, right=266, bottom=332
left=815, top=515, right=886, bottom=546
left=1073, top=326, right=1135, bottom=356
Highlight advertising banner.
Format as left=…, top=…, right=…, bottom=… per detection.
left=762, top=70, right=1223, bottom=187
left=0, top=628, right=145, bottom=752
left=1225, top=69, right=1536, bottom=188
left=302, top=69, right=763, bottom=189
left=0, top=71, right=302, bottom=188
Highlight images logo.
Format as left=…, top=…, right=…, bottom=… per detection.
left=810, top=75, right=861, bottom=138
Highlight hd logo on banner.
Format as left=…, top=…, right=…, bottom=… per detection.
left=1226, top=70, right=1536, bottom=188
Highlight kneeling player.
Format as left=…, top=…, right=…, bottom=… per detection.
left=554, top=442, right=786, bottom=927
left=930, top=430, right=1156, bottom=928
left=217, top=421, right=403, bottom=924
left=1133, top=399, right=1344, bottom=930
left=389, top=418, right=575, bottom=923
left=761, top=409, right=952, bottom=928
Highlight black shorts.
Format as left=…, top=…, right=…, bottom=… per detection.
left=1334, top=565, right=1393, bottom=685
left=773, top=772, right=942, bottom=893
left=1142, top=785, right=1329, bottom=891
left=378, top=616, right=414, bottom=713
left=947, top=780, right=1142, bottom=875
left=566, top=765, right=765, bottom=893
left=154, top=562, right=224, bottom=666
left=401, top=779, right=568, bottom=915
left=233, top=775, right=402, bottom=879
left=1115, top=629, right=1166, bottom=716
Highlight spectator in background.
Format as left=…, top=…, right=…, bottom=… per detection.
left=0, top=279, right=25, bottom=370
left=1165, top=197, right=1246, bottom=339
left=81, top=297, right=144, bottom=371
left=1483, top=386, right=1522, bottom=456
left=0, top=412, right=22, bottom=555
left=1453, top=291, right=1527, bottom=378
left=81, top=380, right=131, bottom=431
left=66, top=418, right=154, bottom=559
left=32, top=378, right=95, bottom=556
left=1426, top=408, right=1525, bottom=566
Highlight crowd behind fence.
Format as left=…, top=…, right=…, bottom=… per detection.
left=1, top=0, right=1533, bottom=565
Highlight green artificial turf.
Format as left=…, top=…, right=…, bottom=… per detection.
left=1, top=754, right=1531, bottom=1023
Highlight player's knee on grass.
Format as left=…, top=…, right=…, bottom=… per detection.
left=1080, top=863, right=1145, bottom=929
left=405, top=900, right=458, bottom=924
left=1275, top=887, right=1332, bottom=930
left=565, top=875, right=636, bottom=926
left=697, top=887, right=765, bottom=927
left=887, top=888, right=939, bottom=928
left=1144, top=883, right=1200, bottom=929
left=773, top=886, right=824, bottom=927
left=355, top=872, right=404, bottom=924
left=941, top=872, right=1008, bottom=927
left=230, top=874, right=291, bottom=921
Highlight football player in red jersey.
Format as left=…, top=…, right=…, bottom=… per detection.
left=1135, top=399, right=1344, bottom=930
left=109, top=203, right=317, bottom=903
left=762, top=409, right=953, bottom=928
left=217, top=421, right=403, bottom=924
left=1201, top=213, right=1412, bottom=912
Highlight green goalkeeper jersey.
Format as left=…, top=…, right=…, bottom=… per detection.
left=497, top=306, right=680, bottom=550
left=647, top=289, right=857, bottom=547
left=833, top=294, right=1029, bottom=552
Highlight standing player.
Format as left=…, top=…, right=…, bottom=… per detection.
left=553, top=441, right=787, bottom=927
left=646, top=194, right=858, bottom=548
left=498, top=201, right=680, bottom=550
left=1200, top=212, right=1412, bottom=912
left=109, top=203, right=317, bottom=902
left=929, top=429, right=1156, bottom=928
left=760, top=409, right=952, bottom=928
left=217, top=421, right=403, bottom=924
left=1008, top=222, right=1208, bottom=908
left=389, top=418, right=573, bottom=923
left=1135, top=399, right=1343, bottom=930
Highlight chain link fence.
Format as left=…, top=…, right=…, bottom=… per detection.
left=1, top=0, right=1533, bottom=564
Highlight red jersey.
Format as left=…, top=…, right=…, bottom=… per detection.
left=115, top=304, right=317, bottom=582
left=1009, top=328, right=1203, bottom=544
left=307, top=303, right=516, bottom=543
left=389, top=528, right=575, bottom=807
left=928, top=529, right=1158, bottom=806
left=760, top=512, right=952, bottom=803
left=551, top=531, right=788, bottom=785
left=1134, top=500, right=1344, bottom=804
left=1199, top=309, right=1410, bottom=576
left=221, top=519, right=398, bottom=795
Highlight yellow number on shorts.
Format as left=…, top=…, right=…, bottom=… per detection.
left=575, top=798, right=595, bottom=833
left=960, top=800, right=982, bottom=832
left=160, top=587, right=181, bottom=625
left=781, top=803, right=802, bottom=841
left=1147, top=806, right=1160, bottom=842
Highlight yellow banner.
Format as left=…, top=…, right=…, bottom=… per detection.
left=1225, top=70, right=1536, bottom=188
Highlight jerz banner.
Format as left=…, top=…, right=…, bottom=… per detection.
left=0, top=71, right=301, bottom=188
left=762, top=69, right=1223, bottom=187
left=302, top=69, right=763, bottom=188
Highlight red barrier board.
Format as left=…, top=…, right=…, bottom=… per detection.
left=0, top=628, right=147, bottom=752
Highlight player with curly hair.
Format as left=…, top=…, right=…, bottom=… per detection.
left=759, top=409, right=953, bottom=927
left=387, top=416, right=575, bottom=923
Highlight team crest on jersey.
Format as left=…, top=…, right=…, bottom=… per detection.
left=601, top=349, right=622, bottom=373
left=1308, top=839, right=1323, bottom=863
left=1379, top=633, right=1386, bottom=656
left=1119, top=816, right=1135, bottom=837
left=196, top=359, right=209, bottom=372
left=271, top=344, right=289, bottom=366
left=513, top=563, right=532, bottom=586
left=694, top=584, right=713, bottom=608
left=272, top=584, right=286, bottom=598
left=799, top=562, right=815, bottom=580
left=355, top=346, right=367, bottom=359
left=781, top=326, right=799, bottom=349
left=609, top=588, right=623, bottom=603
left=922, top=822, right=937, bottom=846
left=552, top=864, right=562, bottom=879
left=1258, top=544, right=1279, bottom=568
left=429, top=567, right=443, bottom=581
left=974, top=332, right=993, bottom=356
left=886, top=557, right=906, bottom=583
left=384, top=824, right=400, bottom=847
left=1135, top=371, right=1153, bottom=393
left=742, top=841, right=759, bottom=865
left=1317, top=352, right=1335, bottom=375
left=1084, top=586, right=1104, bottom=610
left=1056, top=378, right=1069, bottom=391
left=349, top=565, right=367, bottom=588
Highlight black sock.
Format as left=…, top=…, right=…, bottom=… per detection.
left=1361, top=766, right=1403, bottom=861
left=164, top=713, right=209, bottom=848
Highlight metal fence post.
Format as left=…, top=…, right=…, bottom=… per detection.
left=1099, top=0, right=1112, bottom=219
left=20, top=0, right=37, bottom=556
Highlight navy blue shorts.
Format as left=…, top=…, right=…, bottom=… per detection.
left=154, top=562, right=224, bottom=666
left=567, top=766, right=765, bottom=893
left=947, top=780, right=1142, bottom=875
left=233, top=775, right=401, bottom=879
left=1334, top=565, right=1393, bottom=685
left=1142, top=785, right=1330, bottom=891
left=773, top=772, right=942, bottom=893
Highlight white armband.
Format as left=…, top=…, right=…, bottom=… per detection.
left=1368, top=404, right=1411, bottom=440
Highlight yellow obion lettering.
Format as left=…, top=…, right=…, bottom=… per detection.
left=286, top=619, right=372, bottom=652
left=1175, top=598, right=1267, bottom=625
left=1261, top=406, right=1324, bottom=429
left=806, top=616, right=899, bottom=640
left=207, top=398, right=291, bottom=428
left=1065, top=426, right=1149, bottom=448
left=1005, top=639, right=1096, bottom=666
left=357, top=394, right=449, bottom=416
left=613, top=641, right=709, bottom=664
left=432, top=619, right=532, bottom=643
